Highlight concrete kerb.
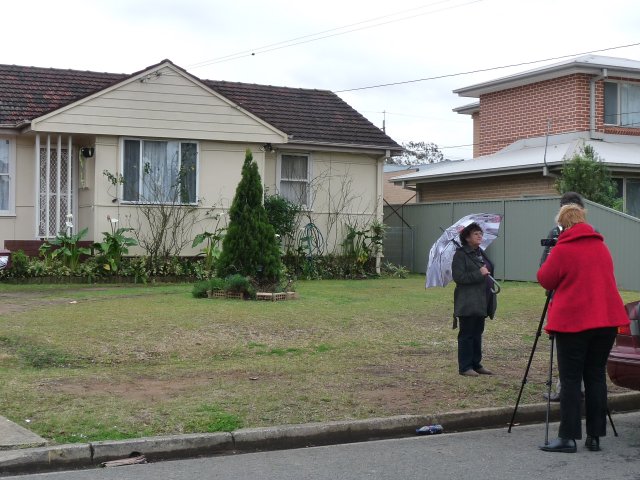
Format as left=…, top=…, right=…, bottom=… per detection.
left=1, top=392, right=639, bottom=476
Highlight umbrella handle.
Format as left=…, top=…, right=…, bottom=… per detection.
left=488, top=275, right=501, bottom=294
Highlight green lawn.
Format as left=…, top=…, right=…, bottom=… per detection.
left=0, top=276, right=637, bottom=444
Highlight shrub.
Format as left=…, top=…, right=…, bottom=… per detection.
left=224, top=274, right=254, bottom=298
left=192, top=280, right=210, bottom=298
left=381, top=262, right=409, bottom=279
left=264, top=194, right=301, bottom=244
left=208, top=277, right=226, bottom=291
left=8, top=250, right=29, bottom=278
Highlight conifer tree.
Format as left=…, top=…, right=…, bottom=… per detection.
left=217, top=149, right=282, bottom=284
left=555, top=145, right=621, bottom=210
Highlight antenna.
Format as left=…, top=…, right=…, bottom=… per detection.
left=542, top=118, right=552, bottom=176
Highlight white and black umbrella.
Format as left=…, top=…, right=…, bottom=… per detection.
left=425, top=213, right=503, bottom=289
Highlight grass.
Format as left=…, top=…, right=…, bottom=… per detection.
left=0, top=276, right=637, bottom=444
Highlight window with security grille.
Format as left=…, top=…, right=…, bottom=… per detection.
left=122, top=139, right=198, bottom=204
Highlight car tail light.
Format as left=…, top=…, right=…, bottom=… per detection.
left=618, top=324, right=632, bottom=335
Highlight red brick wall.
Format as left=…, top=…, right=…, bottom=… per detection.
left=478, top=74, right=592, bottom=156
left=417, top=173, right=557, bottom=202
left=476, top=74, right=640, bottom=157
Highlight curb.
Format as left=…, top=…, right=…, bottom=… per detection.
left=1, top=392, right=639, bottom=476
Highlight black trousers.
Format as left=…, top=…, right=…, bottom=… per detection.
left=555, top=327, right=617, bottom=440
left=457, top=316, right=485, bottom=373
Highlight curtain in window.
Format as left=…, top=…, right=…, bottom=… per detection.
left=124, top=139, right=197, bottom=203
left=0, top=140, right=8, bottom=210
left=621, top=83, right=640, bottom=127
left=281, top=155, right=308, bottom=180
left=280, top=154, right=308, bottom=205
left=142, top=141, right=178, bottom=202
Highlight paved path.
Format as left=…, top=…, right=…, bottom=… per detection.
left=0, top=417, right=46, bottom=450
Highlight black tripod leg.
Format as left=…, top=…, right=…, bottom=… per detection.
left=508, top=292, right=552, bottom=433
left=544, top=334, right=555, bottom=445
left=607, top=408, right=618, bottom=437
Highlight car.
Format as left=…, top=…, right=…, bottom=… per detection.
left=607, top=300, right=640, bottom=391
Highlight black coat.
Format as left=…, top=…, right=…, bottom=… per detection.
left=452, top=245, right=497, bottom=320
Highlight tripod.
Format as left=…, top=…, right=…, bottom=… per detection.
left=507, top=291, right=618, bottom=441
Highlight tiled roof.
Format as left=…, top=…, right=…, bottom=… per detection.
left=0, top=64, right=127, bottom=126
left=0, top=62, right=400, bottom=150
left=205, top=80, right=400, bottom=149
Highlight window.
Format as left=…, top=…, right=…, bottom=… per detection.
left=278, top=153, right=310, bottom=206
left=603, top=81, right=640, bottom=127
left=626, top=179, right=640, bottom=218
left=122, top=139, right=198, bottom=203
left=0, top=138, right=14, bottom=215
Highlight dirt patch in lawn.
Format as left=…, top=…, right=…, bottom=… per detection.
left=41, top=375, right=220, bottom=402
left=0, top=291, right=79, bottom=315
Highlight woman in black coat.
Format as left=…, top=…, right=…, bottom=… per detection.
left=452, top=222, right=497, bottom=377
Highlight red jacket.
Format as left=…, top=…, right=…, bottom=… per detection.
left=537, top=222, right=629, bottom=334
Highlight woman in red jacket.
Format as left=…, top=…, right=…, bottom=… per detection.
left=537, top=204, right=629, bottom=453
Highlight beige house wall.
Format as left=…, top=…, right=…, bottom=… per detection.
left=3, top=133, right=382, bottom=257
left=266, top=149, right=381, bottom=253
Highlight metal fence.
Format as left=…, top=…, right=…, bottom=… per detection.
left=383, top=196, right=640, bottom=291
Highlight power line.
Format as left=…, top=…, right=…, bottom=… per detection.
left=334, top=41, right=640, bottom=93
left=187, top=0, right=482, bottom=69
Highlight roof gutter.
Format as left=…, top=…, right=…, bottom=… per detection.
left=590, top=68, right=607, bottom=140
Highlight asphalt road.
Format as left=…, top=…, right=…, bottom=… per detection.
left=5, top=412, right=640, bottom=480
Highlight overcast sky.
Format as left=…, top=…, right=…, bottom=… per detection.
left=5, top=0, right=640, bottom=159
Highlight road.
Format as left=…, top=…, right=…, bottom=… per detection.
left=4, top=412, right=640, bottom=480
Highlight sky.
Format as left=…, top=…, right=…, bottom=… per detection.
left=4, top=0, right=640, bottom=160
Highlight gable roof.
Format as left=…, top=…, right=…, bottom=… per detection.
left=0, top=61, right=400, bottom=151
left=454, top=55, right=640, bottom=98
left=205, top=80, right=398, bottom=149
left=0, top=64, right=128, bottom=127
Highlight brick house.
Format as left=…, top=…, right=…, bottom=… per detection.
left=392, top=55, right=640, bottom=217
left=383, top=164, right=418, bottom=204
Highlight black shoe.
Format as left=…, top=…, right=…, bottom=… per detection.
left=539, top=437, right=576, bottom=453
left=585, top=436, right=600, bottom=452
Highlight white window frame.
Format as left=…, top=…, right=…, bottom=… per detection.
left=120, top=137, right=199, bottom=205
left=0, top=136, right=15, bottom=216
left=603, top=81, right=640, bottom=127
left=276, top=151, right=312, bottom=209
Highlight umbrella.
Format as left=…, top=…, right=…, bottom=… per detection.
left=425, top=213, right=503, bottom=289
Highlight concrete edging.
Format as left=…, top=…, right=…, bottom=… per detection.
left=1, top=392, right=639, bottom=476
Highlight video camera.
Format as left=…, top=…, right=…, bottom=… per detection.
left=540, top=238, right=557, bottom=248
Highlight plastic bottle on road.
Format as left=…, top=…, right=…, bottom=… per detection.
left=415, top=424, right=444, bottom=435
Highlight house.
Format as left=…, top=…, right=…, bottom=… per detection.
left=383, top=164, right=419, bottom=204
left=0, top=60, right=401, bottom=256
left=392, top=55, right=640, bottom=217
left=384, top=161, right=463, bottom=205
